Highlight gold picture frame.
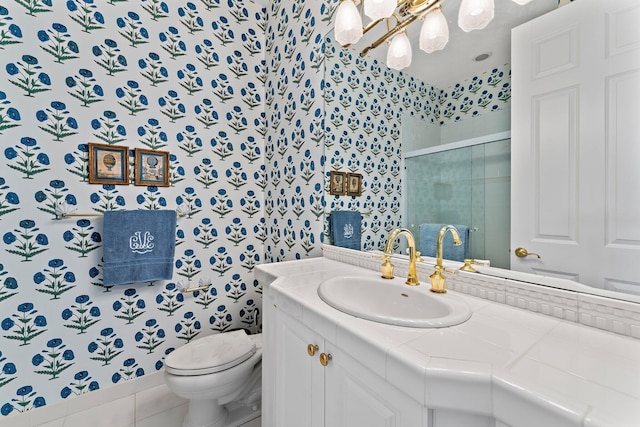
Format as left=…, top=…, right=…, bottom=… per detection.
left=347, top=173, right=362, bottom=197
left=87, top=143, right=129, bottom=185
left=329, top=171, right=346, bottom=195
left=134, top=148, right=170, bottom=187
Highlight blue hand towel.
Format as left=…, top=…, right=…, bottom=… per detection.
left=330, top=210, right=362, bottom=250
left=419, top=223, right=470, bottom=262
left=103, top=210, right=177, bottom=286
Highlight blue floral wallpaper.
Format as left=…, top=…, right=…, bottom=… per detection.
left=263, top=0, right=333, bottom=263
left=0, top=0, right=267, bottom=416
left=323, top=34, right=511, bottom=251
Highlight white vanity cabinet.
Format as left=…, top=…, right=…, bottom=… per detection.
left=262, top=300, right=425, bottom=427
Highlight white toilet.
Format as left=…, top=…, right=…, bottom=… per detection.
left=164, top=329, right=262, bottom=427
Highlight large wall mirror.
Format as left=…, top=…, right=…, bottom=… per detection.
left=322, top=0, right=640, bottom=300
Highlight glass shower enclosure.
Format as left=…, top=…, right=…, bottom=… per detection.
left=404, top=137, right=511, bottom=269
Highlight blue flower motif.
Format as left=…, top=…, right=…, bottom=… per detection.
left=62, top=350, right=74, bottom=361
left=114, top=338, right=123, bottom=348
left=37, top=30, right=50, bottom=42
left=89, top=267, right=99, bottom=278
left=3, top=232, right=16, bottom=244
left=68, top=41, right=79, bottom=53
left=34, top=315, right=47, bottom=326
left=37, top=153, right=50, bottom=165
left=116, top=17, right=125, bottom=28
left=113, top=301, right=122, bottom=311
left=6, top=192, right=19, bottom=205
left=38, top=73, right=51, bottom=85
left=66, top=117, right=78, bottom=129
left=6, top=63, right=18, bottom=75
left=52, top=23, right=67, bottom=33
left=87, top=342, right=98, bottom=353
left=94, top=12, right=104, bottom=24
left=60, top=387, right=72, bottom=399
left=51, top=101, right=66, bottom=111
left=64, top=272, right=75, bottom=283
left=47, top=338, right=62, bottom=348
left=36, top=234, right=48, bottom=245
left=22, top=55, right=38, bottom=65
left=61, top=309, right=73, bottom=320
left=1, top=318, right=14, bottom=331
left=33, top=273, right=45, bottom=284
left=34, top=191, right=47, bottom=202
left=17, top=302, right=34, bottom=312
left=92, top=45, right=102, bottom=56
left=89, top=306, right=100, bottom=316
left=2, top=363, right=16, bottom=375
left=36, top=110, right=48, bottom=122
left=9, top=24, right=22, bottom=38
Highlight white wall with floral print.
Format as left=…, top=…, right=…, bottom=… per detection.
left=0, top=0, right=266, bottom=416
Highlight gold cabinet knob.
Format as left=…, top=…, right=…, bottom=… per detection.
left=514, top=247, right=541, bottom=259
left=319, top=352, right=332, bottom=366
left=307, top=344, right=319, bottom=357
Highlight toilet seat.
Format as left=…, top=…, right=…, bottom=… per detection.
left=165, top=330, right=257, bottom=376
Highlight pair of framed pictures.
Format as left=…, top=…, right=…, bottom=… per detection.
left=329, top=171, right=362, bottom=197
left=88, top=143, right=169, bottom=187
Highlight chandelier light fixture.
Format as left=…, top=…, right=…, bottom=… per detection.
left=334, top=0, right=533, bottom=71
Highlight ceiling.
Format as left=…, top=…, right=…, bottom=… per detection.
left=352, top=0, right=558, bottom=88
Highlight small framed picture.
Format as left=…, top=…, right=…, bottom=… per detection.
left=88, top=143, right=129, bottom=185
left=347, top=173, right=362, bottom=197
left=134, top=148, right=170, bottom=187
left=329, top=171, right=346, bottom=196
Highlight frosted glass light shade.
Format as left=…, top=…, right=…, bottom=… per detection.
left=458, top=0, right=495, bottom=32
left=419, top=8, right=449, bottom=53
left=387, top=31, right=412, bottom=70
left=364, top=0, right=396, bottom=21
left=512, top=0, right=533, bottom=4
left=335, top=0, right=363, bottom=46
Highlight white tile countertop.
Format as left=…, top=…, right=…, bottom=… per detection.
left=255, top=256, right=640, bottom=427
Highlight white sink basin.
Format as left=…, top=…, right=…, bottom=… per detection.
left=318, top=275, right=472, bottom=328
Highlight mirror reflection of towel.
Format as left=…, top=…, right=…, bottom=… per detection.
left=330, top=211, right=362, bottom=250
left=419, top=223, right=469, bottom=262
left=103, top=210, right=176, bottom=286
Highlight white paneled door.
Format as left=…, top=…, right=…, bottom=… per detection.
left=511, top=0, right=640, bottom=292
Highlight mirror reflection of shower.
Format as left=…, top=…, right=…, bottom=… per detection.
left=404, top=137, right=511, bottom=269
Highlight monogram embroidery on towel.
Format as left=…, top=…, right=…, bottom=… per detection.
left=129, top=231, right=155, bottom=254
left=343, top=223, right=354, bottom=239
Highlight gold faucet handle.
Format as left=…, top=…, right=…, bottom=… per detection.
left=380, top=255, right=395, bottom=279
left=459, top=259, right=477, bottom=273
left=415, top=251, right=424, bottom=262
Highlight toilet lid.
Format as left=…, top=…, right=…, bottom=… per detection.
left=165, top=330, right=256, bottom=376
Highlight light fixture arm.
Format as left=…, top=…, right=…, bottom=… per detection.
left=361, top=0, right=441, bottom=56
left=343, top=0, right=411, bottom=48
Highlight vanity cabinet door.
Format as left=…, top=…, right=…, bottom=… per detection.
left=323, top=342, right=425, bottom=427
left=264, top=307, right=324, bottom=427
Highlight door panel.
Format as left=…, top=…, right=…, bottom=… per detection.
left=511, top=0, right=640, bottom=291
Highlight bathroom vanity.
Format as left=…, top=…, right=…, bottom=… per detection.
left=257, top=249, right=640, bottom=427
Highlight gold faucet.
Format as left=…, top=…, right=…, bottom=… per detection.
left=382, top=228, right=420, bottom=286
left=429, top=225, right=462, bottom=293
